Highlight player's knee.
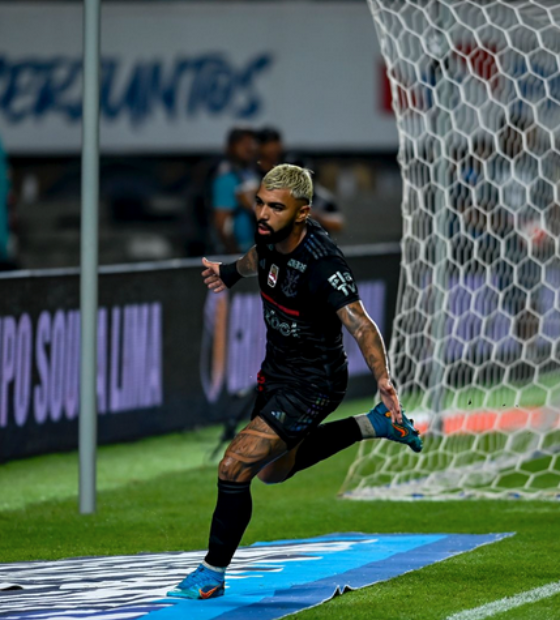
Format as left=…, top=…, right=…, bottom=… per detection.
left=218, top=455, right=257, bottom=483
left=218, top=455, right=240, bottom=481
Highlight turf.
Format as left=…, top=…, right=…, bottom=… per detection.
left=0, top=424, right=222, bottom=511
left=1, top=397, right=560, bottom=619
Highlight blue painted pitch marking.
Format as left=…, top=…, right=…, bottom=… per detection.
left=152, top=534, right=441, bottom=620
left=151, top=533, right=510, bottom=620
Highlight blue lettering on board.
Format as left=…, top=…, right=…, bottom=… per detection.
left=0, top=53, right=274, bottom=125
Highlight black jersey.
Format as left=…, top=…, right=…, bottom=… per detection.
left=256, top=219, right=360, bottom=393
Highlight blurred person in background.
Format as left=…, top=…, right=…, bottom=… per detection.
left=287, top=155, right=345, bottom=234
left=309, top=182, right=345, bottom=234
left=211, top=127, right=259, bottom=254
left=256, top=126, right=284, bottom=177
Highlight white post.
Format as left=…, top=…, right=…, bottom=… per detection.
left=79, top=0, right=101, bottom=514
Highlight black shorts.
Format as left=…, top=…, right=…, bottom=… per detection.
left=251, top=372, right=347, bottom=449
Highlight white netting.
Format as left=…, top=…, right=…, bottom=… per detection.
left=343, top=0, right=560, bottom=500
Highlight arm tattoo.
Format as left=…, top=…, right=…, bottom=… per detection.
left=236, top=246, right=258, bottom=278
left=337, top=301, right=390, bottom=383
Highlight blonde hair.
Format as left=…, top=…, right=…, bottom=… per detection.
left=262, top=164, right=314, bottom=204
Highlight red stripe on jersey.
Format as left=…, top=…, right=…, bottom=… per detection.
left=260, top=291, right=300, bottom=317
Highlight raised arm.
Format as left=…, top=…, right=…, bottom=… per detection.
left=337, top=300, right=402, bottom=423
left=201, top=246, right=258, bottom=293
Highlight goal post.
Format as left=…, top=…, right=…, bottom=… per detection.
left=342, top=0, right=560, bottom=500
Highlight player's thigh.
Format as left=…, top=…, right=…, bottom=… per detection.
left=219, top=415, right=288, bottom=483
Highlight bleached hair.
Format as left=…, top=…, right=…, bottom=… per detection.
left=262, top=164, right=314, bottom=204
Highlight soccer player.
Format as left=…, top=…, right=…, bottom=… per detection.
left=168, top=164, right=421, bottom=600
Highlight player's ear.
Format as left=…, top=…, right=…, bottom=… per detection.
left=296, top=203, right=311, bottom=223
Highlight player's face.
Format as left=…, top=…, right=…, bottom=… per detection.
left=254, top=186, right=309, bottom=244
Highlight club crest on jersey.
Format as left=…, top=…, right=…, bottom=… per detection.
left=268, top=264, right=280, bottom=288
left=282, top=270, right=300, bottom=298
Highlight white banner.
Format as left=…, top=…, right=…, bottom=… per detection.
left=0, top=2, right=397, bottom=154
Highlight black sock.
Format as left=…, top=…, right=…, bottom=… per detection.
left=205, top=479, right=252, bottom=569
left=286, top=417, right=362, bottom=479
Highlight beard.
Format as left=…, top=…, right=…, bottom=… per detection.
left=254, top=219, right=295, bottom=246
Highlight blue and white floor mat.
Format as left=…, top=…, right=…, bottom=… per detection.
left=0, top=532, right=511, bottom=620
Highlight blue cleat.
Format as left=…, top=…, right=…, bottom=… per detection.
left=366, top=402, right=423, bottom=453
left=167, top=563, right=225, bottom=600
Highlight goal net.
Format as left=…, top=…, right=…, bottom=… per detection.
left=343, top=0, right=560, bottom=500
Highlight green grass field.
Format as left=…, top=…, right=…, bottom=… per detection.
left=1, top=397, right=560, bottom=619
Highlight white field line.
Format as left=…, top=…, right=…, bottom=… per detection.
left=446, top=581, right=560, bottom=620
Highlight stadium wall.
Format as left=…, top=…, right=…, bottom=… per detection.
left=0, top=2, right=397, bottom=154
left=0, top=245, right=400, bottom=461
